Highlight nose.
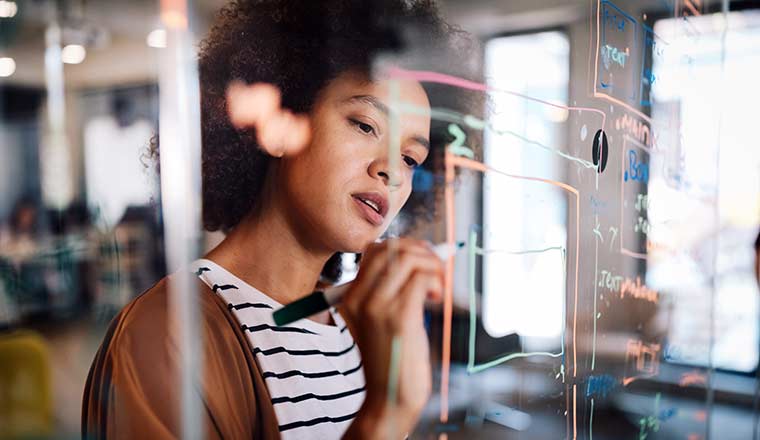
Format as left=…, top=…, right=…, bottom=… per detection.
left=368, top=157, right=402, bottom=188
left=368, top=155, right=388, bottom=184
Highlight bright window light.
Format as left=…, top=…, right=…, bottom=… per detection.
left=482, top=31, right=570, bottom=343
left=651, top=11, right=760, bottom=372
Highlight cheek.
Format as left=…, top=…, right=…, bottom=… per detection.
left=389, top=183, right=413, bottom=217
left=283, top=135, right=360, bottom=207
left=291, top=130, right=345, bottom=180
left=307, top=122, right=355, bottom=171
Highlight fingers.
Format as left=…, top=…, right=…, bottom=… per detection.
left=360, top=239, right=435, bottom=281
left=341, top=240, right=441, bottom=426
left=347, top=239, right=439, bottom=303
left=394, top=271, right=443, bottom=328
left=226, top=82, right=311, bottom=157
left=342, top=239, right=445, bottom=337
left=366, top=250, right=443, bottom=305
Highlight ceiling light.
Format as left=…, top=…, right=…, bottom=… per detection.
left=0, top=1, right=17, bottom=18
left=0, top=57, right=15, bottom=77
left=146, top=29, right=167, bottom=48
left=61, top=44, right=86, bottom=64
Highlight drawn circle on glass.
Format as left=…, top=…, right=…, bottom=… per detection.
left=592, top=129, right=609, bottom=174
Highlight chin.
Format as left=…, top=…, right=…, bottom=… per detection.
left=339, top=234, right=378, bottom=254
left=334, top=224, right=383, bottom=254
left=320, top=208, right=395, bottom=253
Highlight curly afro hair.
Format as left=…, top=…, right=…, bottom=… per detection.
left=154, top=0, right=483, bottom=281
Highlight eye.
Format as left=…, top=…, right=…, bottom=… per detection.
left=403, top=155, right=420, bottom=168
left=349, top=118, right=375, bottom=135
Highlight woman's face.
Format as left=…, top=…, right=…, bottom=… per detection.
left=275, top=71, right=431, bottom=253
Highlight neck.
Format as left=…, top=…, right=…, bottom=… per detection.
left=205, top=205, right=334, bottom=310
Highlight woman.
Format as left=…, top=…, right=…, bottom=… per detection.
left=82, top=0, right=479, bottom=438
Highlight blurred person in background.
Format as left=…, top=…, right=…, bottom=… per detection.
left=0, top=196, right=42, bottom=264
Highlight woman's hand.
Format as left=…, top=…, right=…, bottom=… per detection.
left=340, top=238, right=444, bottom=439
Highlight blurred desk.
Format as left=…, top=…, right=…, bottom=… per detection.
left=0, top=233, right=95, bottom=323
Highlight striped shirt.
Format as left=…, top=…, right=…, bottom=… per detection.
left=192, top=259, right=366, bottom=439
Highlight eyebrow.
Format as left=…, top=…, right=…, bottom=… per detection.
left=343, top=94, right=430, bottom=149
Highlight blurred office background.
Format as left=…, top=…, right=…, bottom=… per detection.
left=0, top=1, right=227, bottom=436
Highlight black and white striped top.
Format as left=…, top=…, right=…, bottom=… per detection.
left=192, top=259, right=365, bottom=439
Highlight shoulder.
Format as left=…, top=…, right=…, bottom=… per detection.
left=83, top=274, right=279, bottom=439
left=111, top=274, right=242, bottom=359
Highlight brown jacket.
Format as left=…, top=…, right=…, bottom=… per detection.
left=82, top=276, right=282, bottom=439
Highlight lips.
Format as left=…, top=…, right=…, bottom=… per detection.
left=351, top=192, right=388, bottom=226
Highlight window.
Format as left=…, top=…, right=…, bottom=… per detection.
left=651, top=11, right=760, bottom=372
left=482, top=31, right=570, bottom=348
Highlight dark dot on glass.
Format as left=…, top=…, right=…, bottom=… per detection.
left=592, top=129, right=609, bottom=174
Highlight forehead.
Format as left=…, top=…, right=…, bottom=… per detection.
left=321, top=71, right=431, bottom=117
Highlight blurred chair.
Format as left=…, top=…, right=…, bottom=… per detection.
left=0, top=330, right=52, bottom=438
left=92, top=205, right=162, bottom=322
left=0, top=258, right=20, bottom=329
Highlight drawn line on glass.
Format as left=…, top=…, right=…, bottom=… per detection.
left=590, top=397, right=595, bottom=440
left=443, top=152, right=580, bottom=438
left=396, top=103, right=598, bottom=169
left=592, top=215, right=600, bottom=371
left=619, top=136, right=649, bottom=260
left=466, top=238, right=566, bottom=374
left=593, top=0, right=654, bottom=124
left=388, top=67, right=607, bottom=132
